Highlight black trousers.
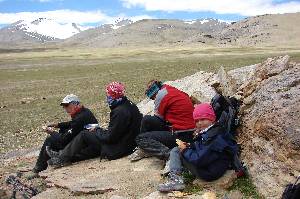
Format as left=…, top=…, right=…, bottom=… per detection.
left=140, top=115, right=170, bottom=133
left=137, top=115, right=193, bottom=159
left=59, top=130, right=102, bottom=162
left=34, top=132, right=67, bottom=172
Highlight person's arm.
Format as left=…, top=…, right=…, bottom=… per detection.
left=96, top=108, right=130, bottom=144
left=181, top=142, right=219, bottom=167
left=57, top=121, right=71, bottom=129
left=154, top=88, right=168, bottom=118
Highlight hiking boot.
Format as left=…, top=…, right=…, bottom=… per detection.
left=128, top=147, right=151, bottom=162
left=24, top=170, right=39, bottom=180
left=161, top=159, right=170, bottom=176
left=45, top=146, right=59, bottom=158
left=47, top=157, right=71, bottom=169
left=158, top=172, right=185, bottom=192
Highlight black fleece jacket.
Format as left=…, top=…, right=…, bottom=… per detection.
left=96, top=98, right=142, bottom=160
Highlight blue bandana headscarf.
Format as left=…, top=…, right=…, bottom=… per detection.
left=106, top=96, right=124, bottom=107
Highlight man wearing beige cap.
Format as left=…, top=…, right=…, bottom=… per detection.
left=25, top=94, right=98, bottom=179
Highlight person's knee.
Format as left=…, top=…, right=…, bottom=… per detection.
left=80, top=129, right=90, bottom=136
left=44, top=135, right=56, bottom=145
left=141, top=115, right=154, bottom=126
left=77, top=130, right=91, bottom=141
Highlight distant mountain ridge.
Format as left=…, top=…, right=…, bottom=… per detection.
left=0, top=12, right=299, bottom=48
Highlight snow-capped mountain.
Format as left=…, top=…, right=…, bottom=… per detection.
left=110, top=18, right=133, bottom=30
left=11, top=18, right=89, bottom=39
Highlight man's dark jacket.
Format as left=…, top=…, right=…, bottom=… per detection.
left=57, top=107, right=98, bottom=144
left=96, top=97, right=142, bottom=160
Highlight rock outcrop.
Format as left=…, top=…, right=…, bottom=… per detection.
left=236, top=56, right=300, bottom=198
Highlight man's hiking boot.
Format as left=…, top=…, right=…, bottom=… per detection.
left=158, top=172, right=185, bottom=192
left=24, top=169, right=39, bottom=180
left=129, top=147, right=151, bottom=162
left=45, top=146, right=59, bottom=158
left=47, top=157, right=71, bottom=169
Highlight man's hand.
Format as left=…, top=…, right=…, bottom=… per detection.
left=89, top=127, right=97, bottom=132
left=176, top=139, right=188, bottom=152
left=42, top=126, right=55, bottom=134
left=47, top=123, right=58, bottom=128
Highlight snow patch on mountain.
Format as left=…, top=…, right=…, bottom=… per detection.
left=184, top=19, right=231, bottom=25
left=110, top=18, right=133, bottom=30
left=13, top=18, right=90, bottom=39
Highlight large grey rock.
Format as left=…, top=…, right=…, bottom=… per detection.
left=36, top=157, right=164, bottom=198
left=237, top=56, right=300, bottom=198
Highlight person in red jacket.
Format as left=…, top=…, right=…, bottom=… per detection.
left=130, top=80, right=195, bottom=161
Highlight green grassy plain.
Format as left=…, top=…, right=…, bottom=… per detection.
left=1, top=46, right=300, bottom=154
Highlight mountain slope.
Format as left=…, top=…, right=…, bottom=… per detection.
left=64, top=19, right=134, bottom=46
left=216, top=12, right=300, bottom=47
left=64, top=18, right=228, bottom=47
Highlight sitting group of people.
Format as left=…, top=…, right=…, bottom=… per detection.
left=26, top=80, right=239, bottom=192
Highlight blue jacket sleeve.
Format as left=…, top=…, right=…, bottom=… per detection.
left=182, top=141, right=220, bottom=167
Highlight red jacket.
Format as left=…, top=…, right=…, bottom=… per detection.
left=154, top=85, right=195, bottom=131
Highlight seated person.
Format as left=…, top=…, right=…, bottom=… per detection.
left=130, top=80, right=195, bottom=161
left=47, top=82, right=142, bottom=167
left=158, top=103, right=238, bottom=192
left=25, top=94, right=98, bottom=179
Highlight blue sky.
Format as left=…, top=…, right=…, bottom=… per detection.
left=0, top=0, right=299, bottom=27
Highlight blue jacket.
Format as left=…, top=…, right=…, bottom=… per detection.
left=182, top=124, right=238, bottom=181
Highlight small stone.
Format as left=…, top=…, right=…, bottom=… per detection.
left=202, top=192, right=217, bottom=199
left=193, top=170, right=237, bottom=190
left=143, top=191, right=168, bottom=199
left=110, top=195, right=126, bottom=199
left=225, top=190, right=244, bottom=199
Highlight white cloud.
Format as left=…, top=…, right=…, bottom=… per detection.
left=0, top=10, right=113, bottom=24
left=0, top=9, right=154, bottom=25
left=121, top=0, right=300, bottom=16
left=31, top=0, right=64, bottom=2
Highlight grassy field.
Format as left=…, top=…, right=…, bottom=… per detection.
left=0, top=46, right=300, bottom=154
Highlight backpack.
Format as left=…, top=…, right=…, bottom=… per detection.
left=210, top=93, right=247, bottom=177
left=282, top=176, right=300, bottom=199
left=210, top=93, right=240, bottom=136
left=6, top=175, right=38, bottom=199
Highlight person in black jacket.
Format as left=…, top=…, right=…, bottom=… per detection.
left=47, top=82, right=142, bottom=167
left=25, top=94, right=98, bottom=179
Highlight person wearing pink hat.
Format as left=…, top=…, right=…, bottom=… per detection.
left=158, top=103, right=238, bottom=192
left=47, top=82, right=143, bottom=168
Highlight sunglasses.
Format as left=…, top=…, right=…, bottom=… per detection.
left=145, top=83, right=161, bottom=98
